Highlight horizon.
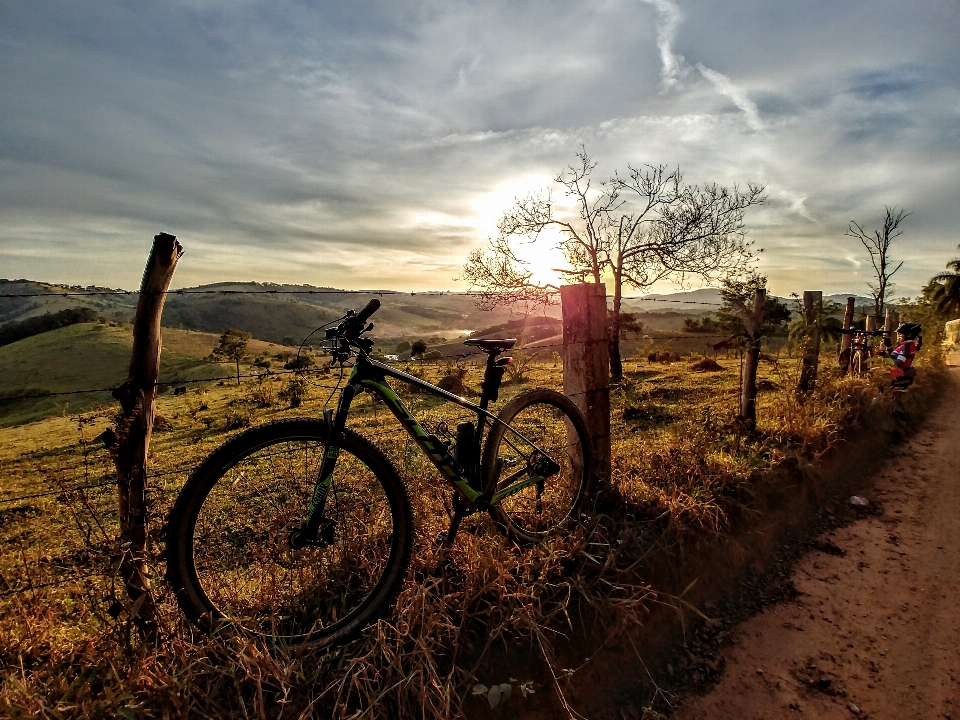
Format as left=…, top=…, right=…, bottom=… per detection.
left=0, top=276, right=880, bottom=306
left=2, top=2, right=958, bottom=298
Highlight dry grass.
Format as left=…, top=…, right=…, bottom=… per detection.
left=0, top=349, right=947, bottom=718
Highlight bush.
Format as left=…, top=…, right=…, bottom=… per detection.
left=437, top=368, right=474, bottom=396
left=224, top=409, right=250, bottom=430
left=284, top=354, right=314, bottom=370
left=503, top=351, right=536, bottom=383
left=248, top=377, right=275, bottom=407
left=411, top=340, right=428, bottom=358
left=648, top=350, right=681, bottom=363
left=279, top=377, right=308, bottom=408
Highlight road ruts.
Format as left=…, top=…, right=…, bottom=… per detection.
left=674, top=368, right=960, bottom=720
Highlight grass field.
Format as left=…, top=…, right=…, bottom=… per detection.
left=0, top=341, right=942, bottom=719
left=0, top=322, right=296, bottom=427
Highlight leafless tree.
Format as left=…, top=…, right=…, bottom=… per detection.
left=462, top=148, right=765, bottom=380
left=605, top=165, right=764, bottom=378
left=846, top=206, right=911, bottom=321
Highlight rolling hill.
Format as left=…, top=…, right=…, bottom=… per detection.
left=0, top=322, right=290, bottom=427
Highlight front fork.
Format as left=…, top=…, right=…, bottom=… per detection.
left=289, top=383, right=357, bottom=549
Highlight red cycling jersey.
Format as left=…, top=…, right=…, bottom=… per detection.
left=886, top=339, right=917, bottom=377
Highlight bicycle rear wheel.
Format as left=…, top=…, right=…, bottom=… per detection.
left=481, top=389, right=593, bottom=543
left=166, top=419, right=413, bottom=649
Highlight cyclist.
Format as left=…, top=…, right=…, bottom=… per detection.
left=878, top=322, right=922, bottom=388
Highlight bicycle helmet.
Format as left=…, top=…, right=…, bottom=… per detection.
left=896, top=322, right=922, bottom=338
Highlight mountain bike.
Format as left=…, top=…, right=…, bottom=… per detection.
left=840, top=328, right=888, bottom=377
left=166, top=299, right=593, bottom=650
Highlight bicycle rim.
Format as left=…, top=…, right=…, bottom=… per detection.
left=483, top=390, right=591, bottom=542
left=169, top=421, right=411, bottom=647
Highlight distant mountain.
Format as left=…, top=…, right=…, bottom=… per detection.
left=0, top=278, right=879, bottom=348
left=621, top=288, right=875, bottom=314
left=621, top=288, right=722, bottom=313
left=0, top=280, right=558, bottom=346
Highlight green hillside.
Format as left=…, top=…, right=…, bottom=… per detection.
left=0, top=280, right=550, bottom=346
left=0, top=323, right=288, bottom=427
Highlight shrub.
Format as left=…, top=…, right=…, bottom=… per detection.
left=503, top=351, right=536, bottom=383
left=284, top=354, right=314, bottom=370
left=411, top=340, right=428, bottom=358
left=224, top=409, right=250, bottom=430
left=437, top=368, right=474, bottom=396
left=248, top=377, right=275, bottom=407
left=648, top=350, right=681, bottom=363
left=279, top=377, right=308, bottom=408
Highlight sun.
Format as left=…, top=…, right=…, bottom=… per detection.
left=470, top=178, right=570, bottom=287
left=508, top=229, right=569, bottom=287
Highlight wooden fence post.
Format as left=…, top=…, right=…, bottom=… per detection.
left=111, top=232, right=182, bottom=626
left=560, top=283, right=611, bottom=490
left=884, top=307, right=899, bottom=335
left=738, top=289, right=765, bottom=431
left=797, top=291, right=823, bottom=394
left=866, top=315, right=879, bottom=333
left=838, top=297, right=855, bottom=374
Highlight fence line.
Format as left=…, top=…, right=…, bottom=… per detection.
left=0, top=571, right=107, bottom=599
left=0, top=336, right=766, bottom=405
left=0, top=480, right=115, bottom=506
left=1, top=287, right=726, bottom=306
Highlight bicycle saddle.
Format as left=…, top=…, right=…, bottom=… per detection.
left=463, top=338, right=517, bottom=352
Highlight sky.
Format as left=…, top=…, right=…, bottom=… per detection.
left=1, top=0, right=959, bottom=298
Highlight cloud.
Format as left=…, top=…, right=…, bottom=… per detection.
left=696, top=65, right=764, bottom=131
left=0, top=1, right=959, bottom=297
left=638, top=0, right=689, bottom=90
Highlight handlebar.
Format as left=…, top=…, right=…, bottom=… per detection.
left=323, top=298, right=381, bottom=362
left=356, top=298, right=381, bottom=324
left=839, top=328, right=888, bottom=336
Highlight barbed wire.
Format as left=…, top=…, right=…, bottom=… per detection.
left=0, top=367, right=345, bottom=404
left=0, top=480, right=115, bottom=506
left=0, top=336, right=746, bottom=405
left=2, top=286, right=728, bottom=307
left=0, top=570, right=106, bottom=599
left=1, top=288, right=407, bottom=299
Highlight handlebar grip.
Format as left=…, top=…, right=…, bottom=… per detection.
left=356, top=298, right=381, bottom=324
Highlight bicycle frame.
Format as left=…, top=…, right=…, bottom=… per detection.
left=845, top=328, right=888, bottom=374
left=300, top=353, right=557, bottom=539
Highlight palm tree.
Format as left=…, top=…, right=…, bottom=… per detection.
left=924, top=244, right=960, bottom=318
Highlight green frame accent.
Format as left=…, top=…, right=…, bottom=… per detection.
left=303, top=353, right=556, bottom=529
left=358, top=377, right=482, bottom=505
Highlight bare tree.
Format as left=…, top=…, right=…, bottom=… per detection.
left=462, top=148, right=765, bottom=380
left=846, top=206, right=911, bottom=322
left=605, top=165, right=764, bottom=378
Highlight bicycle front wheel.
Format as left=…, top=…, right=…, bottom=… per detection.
left=851, top=349, right=865, bottom=377
left=166, top=419, right=413, bottom=650
left=481, top=389, right=593, bottom=543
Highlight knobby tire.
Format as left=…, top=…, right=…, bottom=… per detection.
left=481, top=389, right=593, bottom=543
left=166, top=418, right=413, bottom=650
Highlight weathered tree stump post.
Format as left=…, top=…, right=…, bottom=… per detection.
left=797, top=290, right=823, bottom=394
left=884, top=307, right=899, bottom=335
left=560, top=283, right=611, bottom=490
left=739, top=289, right=765, bottom=431
left=111, top=232, right=182, bottom=627
left=839, top=297, right=855, bottom=374
left=866, top=315, right=879, bottom=333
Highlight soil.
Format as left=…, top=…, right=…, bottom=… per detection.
left=671, top=367, right=960, bottom=719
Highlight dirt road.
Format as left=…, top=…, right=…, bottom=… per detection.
left=674, top=370, right=960, bottom=719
